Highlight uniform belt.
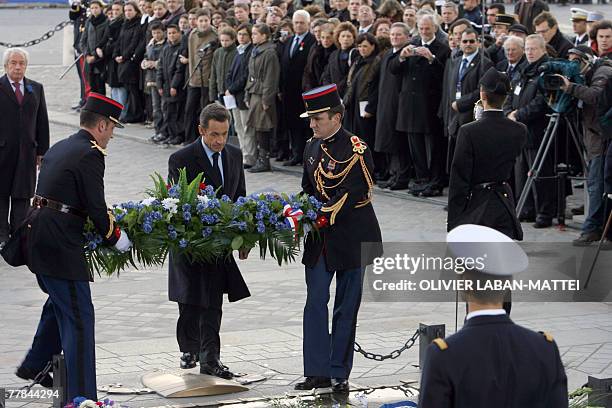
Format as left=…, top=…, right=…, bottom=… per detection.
left=33, top=196, right=87, bottom=218
left=472, top=181, right=508, bottom=191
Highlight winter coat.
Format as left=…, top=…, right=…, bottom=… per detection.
left=104, top=17, right=124, bottom=87
left=80, top=13, right=109, bottom=74
left=209, top=44, right=237, bottom=102
left=245, top=41, right=280, bottom=131
left=156, top=40, right=186, bottom=101
left=321, top=47, right=357, bottom=97
left=187, top=28, right=218, bottom=88
left=302, top=43, right=336, bottom=91
left=113, top=16, right=146, bottom=85
left=225, top=43, right=253, bottom=110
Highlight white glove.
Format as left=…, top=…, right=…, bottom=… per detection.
left=114, top=230, right=133, bottom=253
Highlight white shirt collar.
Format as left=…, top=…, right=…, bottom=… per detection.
left=483, top=108, right=503, bottom=112
left=466, top=308, right=507, bottom=320
left=359, top=24, right=372, bottom=32
left=462, top=51, right=478, bottom=65
left=422, top=37, right=435, bottom=46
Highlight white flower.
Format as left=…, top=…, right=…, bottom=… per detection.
left=197, top=195, right=210, bottom=206
left=79, top=400, right=98, bottom=408
left=141, top=197, right=157, bottom=207
left=161, top=198, right=179, bottom=214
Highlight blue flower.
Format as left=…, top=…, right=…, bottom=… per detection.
left=236, top=197, right=248, bottom=206
left=196, top=202, right=206, bottom=212
left=143, top=223, right=153, bottom=234
left=208, top=198, right=220, bottom=209
left=307, top=210, right=317, bottom=220
left=168, top=230, right=177, bottom=240
left=230, top=221, right=247, bottom=231
left=182, top=203, right=191, bottom=213
left=152, top=211, right=162, bottom=220
left=204, top=185, right=215, bottom=195
left=309, top=195, right=322, bottom=209
left=202, top=227, right=213, bottom=237
left=255, top=211, right=264, bottom=221
left=179, top=238, right=188, bottom=248
left=26, top=84, right=33, bottom=93
left=269, top=213, right=278, bottom=224
left=88, top=242, right=97, bottom=250
left=275, top=221, right=289, bottom=231
left=183, top=212, right=192, bottom=222
left=257, top=221, right=265, bottom=233
left=168, top=224, right=175, bottom=231
left=94, top=234, right=103, bottom=244
left=116, top=212, right=125, bottom=222
left=168, top=185, right=180, bottom=198
left=221, top=195, right=231, bottom=203
left=201, top=214, right=219, bottom=224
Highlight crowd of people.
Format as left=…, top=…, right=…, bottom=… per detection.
left=67, top=0, right=611, bottom=241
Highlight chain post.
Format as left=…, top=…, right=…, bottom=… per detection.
left=418, top=323, right=445, bottom=367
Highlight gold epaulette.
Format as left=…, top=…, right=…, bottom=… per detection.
left=432, top=338, right=448, bottom=350
left=350, top=135, right=367, bottom=154
left=90, top=140, right=107, bottom=156
left=539, top=331, right=554, bottom=343
left=105, top=210, right=116, bottom=239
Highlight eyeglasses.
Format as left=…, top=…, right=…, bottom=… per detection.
left=535, top=27, right=550, bottom=35
left=461, top=39, right=477, bottom=44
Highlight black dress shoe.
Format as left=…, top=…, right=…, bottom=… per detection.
left=16, top=365, right=53, bottom=388
left=165, top=136, right=184, bottom=145
left=243, top=163, right=253, bottom=169
left=200, top=360, right=233, bottom=379
left=519, top=213, right=536, bottom=222
left=331, top=378, right=349, bottom=393
left=180, top=352, right=198, bottom=369
left=388, top=182, right=409, bottom=191
left=283, top=158, right=302, bottom=166
left=533, top=219, right=553, bottom=229
left=377, top=178, right=396, bottom=188
left=294, top=376, right=331, bottom=390
left=420, top=186, right=443, bottom=197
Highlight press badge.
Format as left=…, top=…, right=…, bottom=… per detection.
left=514, top=84, right=522, bottom=95
left=455, top=91, right=462, bottom=99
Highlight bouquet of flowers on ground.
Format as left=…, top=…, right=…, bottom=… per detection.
left=84, top=169, right=324, bottom=277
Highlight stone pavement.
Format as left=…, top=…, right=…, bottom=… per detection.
left=1, top=6, right=612, bottom=404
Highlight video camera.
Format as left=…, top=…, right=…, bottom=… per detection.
left=537, top=59, right=584, bottom=113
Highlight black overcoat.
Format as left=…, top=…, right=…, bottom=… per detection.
left=0, top=75, right=49, bottom=198
left=113, top=17, right=145, bottom=85
left=167, top=141, right=250, bottom=307
left=372, top=48, right=402, bottom=153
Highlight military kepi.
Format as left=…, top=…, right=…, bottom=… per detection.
left=82, top=92, right=125, bottom=128
left=300, top=84, right=342, bottom=118
left=479, top=67, right=510, bottom=95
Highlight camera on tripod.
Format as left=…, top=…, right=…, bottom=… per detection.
left=536, top=59, right=584, bottom=113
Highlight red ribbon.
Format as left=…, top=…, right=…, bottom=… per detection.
left=283, top=204, right=303, bottom=239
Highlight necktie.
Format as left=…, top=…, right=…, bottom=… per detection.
left=13, top=82, right=23, bottom=105
left=212, top=152, right=222, bottom=186
left=507, top=64, right=515, bottom=78
left=290, top=36, right=299, bottom=57
left=458, top=58, right=469, bottom=82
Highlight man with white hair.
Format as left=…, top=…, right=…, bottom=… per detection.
left=276, top=9, right=316, bottom=168
left=497, top=35, right=526, bottom=82
left=0, top=48, right=49, bottom=249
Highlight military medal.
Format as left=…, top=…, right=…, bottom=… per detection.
left=327, top=160, right=336, bottom=171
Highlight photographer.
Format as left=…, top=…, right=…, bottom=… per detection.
left=556, top=46, right=612, bottom=246
left=504, top=34, right=555, bottom=228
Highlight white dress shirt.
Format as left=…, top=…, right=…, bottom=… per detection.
left=466, top=308, right=507, bottom=321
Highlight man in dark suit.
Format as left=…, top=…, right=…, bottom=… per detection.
left=390, top=15, right=450, bottom=196
left=167, top=102, right=250, bottom=377
left=10, top=94, right=131, bottom=401
left=419, top=224, right=568, bottom=407
left=447, top=68, right=527, bottom=240
left=496, top=35, right=527, bottom=83
left=443, top=29, right=493, bottom=173
left=295, top=84, right=382, bottom=393
left=280, top=10, right=316, bottom=167
left=0, top=48, right=49, bottom=248
left=534, top=12, right=572, bottom=59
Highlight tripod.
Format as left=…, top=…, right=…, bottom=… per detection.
left=515, top=112, right=586, bottom=225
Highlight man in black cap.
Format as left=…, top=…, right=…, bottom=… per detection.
left=508, top=23, right=529, bottom=39
left=557, top=46, right=612, bottom=246
left=295, top=84, right=382, bottom=393
left=447, top=68, right=527, bottom=240
left=486, top=14, right=516, bottom=65
left=8, top=93, right=132, bottom=401
left=419, top=224, right=568, bottom=407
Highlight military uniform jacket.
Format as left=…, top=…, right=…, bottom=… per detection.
left=27, top=129, right=119, bottom=281
left=167, top=141, right=250, bottom=307
left=301, top=127, right=382, bottom=271
left=419, top=314, right=568, bottom=408
left=447, top=111, right=527, bottom=240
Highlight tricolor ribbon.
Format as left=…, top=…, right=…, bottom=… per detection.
left=283, top=204, right=303, bottom=239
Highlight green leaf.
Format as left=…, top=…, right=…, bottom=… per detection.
left=231, top=235, right=244, bottom=251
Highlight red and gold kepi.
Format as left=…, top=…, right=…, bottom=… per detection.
left=82, top=92, right=125, bottom=128
left=300, top=84, right=342, bottom=118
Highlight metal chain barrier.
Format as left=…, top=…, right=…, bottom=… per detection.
left=0, top=20, right=72, bottom=48
left=354, top=328, right=421, bottom=361
left=20, top=360, right=53, bottom=392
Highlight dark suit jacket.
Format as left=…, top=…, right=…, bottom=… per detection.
left=0, top=75, right=49, bottom=198
left=27, top=129, right=119, bottom=281
left=496, top=56, right=527, bottom=84
left=280, top=32, right=316, bottom=128
left=167, top=141, right=250, bottom=307
left=443, top=52, right=493, bottom=138
left=419, top=314, right=568, bottom=408
left=447, top=111, right=527, bottom=240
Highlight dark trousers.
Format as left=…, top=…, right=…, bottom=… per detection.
left=22, top=274, right=96, bottom=401
left=87, top=71, right=106, bottom=95
left=389, top=131, right=412, bottom=185
left=515, top=147, right=556, bottom=220
left=121, top=83, right=144, bottom=123
left=303, top=256, right=364, bottom=379
left=288, top=125, right=310, bottom=163
left=162, top=98, right=184, bottom=140
left=0, top=196, right=29, bottom=242
left=408, top=131, right=444, bottom=187
left=256, top=130, right=272, bottom=152
left=184, top=86, right=209, bottom=144
left=176, top=298, right=223, bottom=363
